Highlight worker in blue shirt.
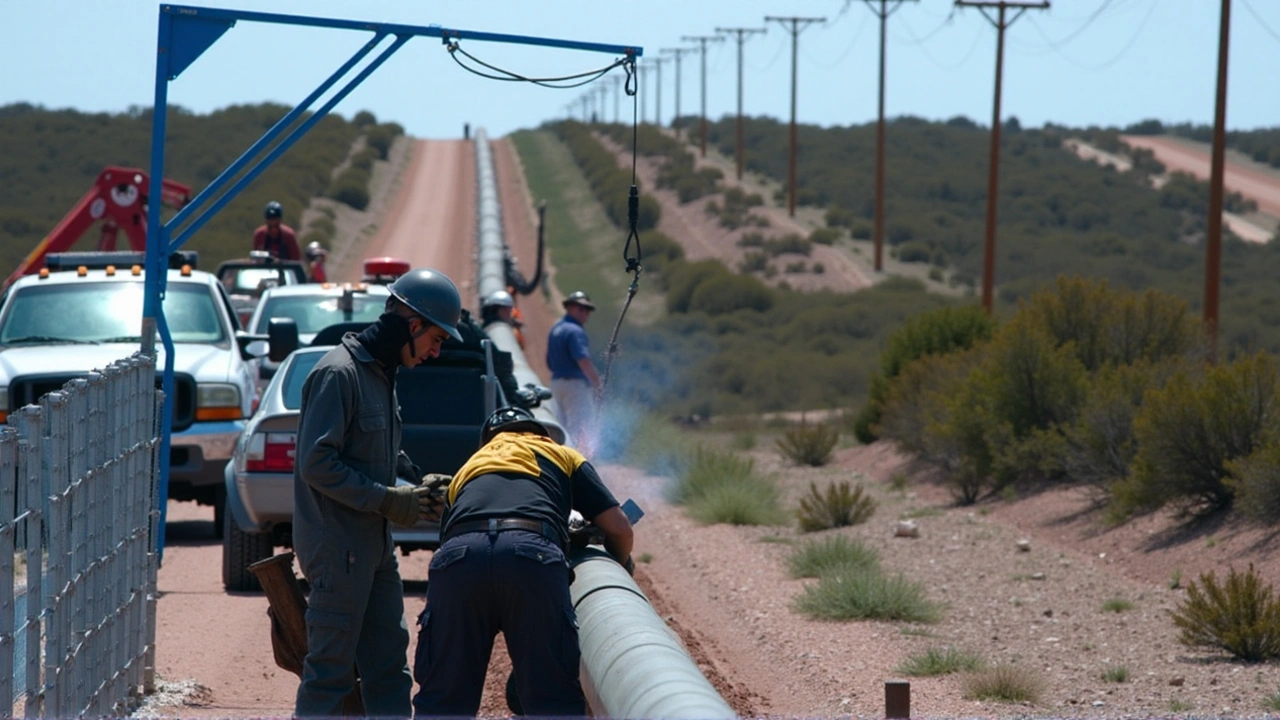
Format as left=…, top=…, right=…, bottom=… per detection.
left=545, top=291, right=601, bottom=455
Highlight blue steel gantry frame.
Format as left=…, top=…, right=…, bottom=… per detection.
left=145, top=4, right=642, bottom=554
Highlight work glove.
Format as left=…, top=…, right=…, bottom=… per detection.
left=418, top=474, right=452, bottom=522
left=378, top=484, right=432, bottom=527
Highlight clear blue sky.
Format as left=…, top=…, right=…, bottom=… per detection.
left=3, top=0, right=1277, bottom=139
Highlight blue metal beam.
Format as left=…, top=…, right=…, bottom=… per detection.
left=145, top=3, right=643, bottom=557
left=170, top=33, right=408, bottom=251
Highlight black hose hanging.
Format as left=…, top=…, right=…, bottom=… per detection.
left=507, top=200, right=546, bottom=295
left=600, top=53, right=643, bottom=397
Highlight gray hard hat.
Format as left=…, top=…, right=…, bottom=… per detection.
left=563, top=290, right=596, bottom=310
left=388, top=268, right=463, bottom=341
left=264, top=200, right=283, bottom=219
left=482, top=290, right=515, bottom=309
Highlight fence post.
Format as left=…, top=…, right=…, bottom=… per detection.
left=0, top=428, right=17, bottom=717
left=885, top=679, right=910, bottom=719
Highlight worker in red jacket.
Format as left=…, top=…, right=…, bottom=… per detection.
left=253, top=200, right=301, bottom=261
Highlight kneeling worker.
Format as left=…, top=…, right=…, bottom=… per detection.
left=412, top=407, right=634, bottom=718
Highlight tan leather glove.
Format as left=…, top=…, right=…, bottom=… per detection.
left=378, top=484, right=431, bottom=527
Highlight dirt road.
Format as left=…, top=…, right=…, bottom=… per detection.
left=1120, top=134, right=1280, bottom=219
left=148, top=138, right=496, bottom=717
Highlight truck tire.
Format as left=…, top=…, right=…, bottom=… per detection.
left=213, top=483, right=227, bottom=540
left=222, top=510, right=273, bottom=592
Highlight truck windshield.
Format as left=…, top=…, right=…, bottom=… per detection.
left=0, top=281, right=226, bottom=345
left=254, top=293, right=385, bottom=335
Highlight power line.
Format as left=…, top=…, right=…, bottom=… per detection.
left=660, top=47, right=697, bottom=136
left=1241, top=0, right=1280, bottom=45
left=893, top=16, right=984, bottom=70
left=1024, top=0, right=1157, bottom=72
left=799, top=11, right=872, bottom=69
left=747, top=32, right=788, bottom=71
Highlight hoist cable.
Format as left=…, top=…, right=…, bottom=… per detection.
left=444, top=40, right=629, bottom=89
left=600, top=55, right=643, bottom=398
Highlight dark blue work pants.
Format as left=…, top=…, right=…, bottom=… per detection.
left=412, top=529, right=584, bottom=718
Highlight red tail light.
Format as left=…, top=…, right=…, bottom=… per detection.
left=244, top=432, right=296, bottom=472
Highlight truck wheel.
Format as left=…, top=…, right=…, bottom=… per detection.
left=222, top=510, right=272, bottom=592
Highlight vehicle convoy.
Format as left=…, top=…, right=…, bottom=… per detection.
left=215, top=251, right=310, bottom=328
left=0, top=250, right=263, bottom=534
left=222, top=321, right=512, bottom=590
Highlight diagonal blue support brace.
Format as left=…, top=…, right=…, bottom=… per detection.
left=169, top=34, right=409, bottom=251
left=167, top=13, right=235, bottom=80
left=166, top=32, right=388, bottom=248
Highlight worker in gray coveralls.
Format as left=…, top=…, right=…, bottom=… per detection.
left=292, top=267, right=463, bottom=717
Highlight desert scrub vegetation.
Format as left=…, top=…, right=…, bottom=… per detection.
left=874, top=277, right=1228, bottom=510
left=896, top=647, right=984, bottom=677
left=1101, top=597, right=1134, bottom=613
left=777, top=423, right=839, bottom=466
left=786, top=536, right=879, bottom=578
left=795, top=480, right=876, bottom=531
left=1101, top=665, right=1130, bottom=683
left=792, top=565, right=941, bottom=623
left=961, top=662, right=1046, bottom=703
left=669, top=447, right=787, bottom=526
left=1170, top=564, right=1280, bottom=662
left=546, top=120, right=661, bottom=233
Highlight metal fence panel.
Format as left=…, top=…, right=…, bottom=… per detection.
left=0, top=354, right=159, bottom=717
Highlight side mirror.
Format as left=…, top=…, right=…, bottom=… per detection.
left=268, top=317, right=299, bottom=362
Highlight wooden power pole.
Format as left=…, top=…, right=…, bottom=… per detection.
left=716, top=25, right=768, bottom=180
left=1205, top=0, right=1232, bottom=361
left=865, top=0, right=916, bottom=272
left=681, top=34, right=727, bottom=157
left=956, top=0, right=1049, bottom=314
left=766, top=15, right=826, bottom=217
left=648, top=56, right=669, bottom=127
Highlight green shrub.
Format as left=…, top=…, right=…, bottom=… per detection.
left=1264, top=687, right=1280, bottom=713
left=793, top=566, right=941, bottom=623
left=777, top=423, right=839, bottom=466
left=855, top=304, right=994, bottom=443
left=896, top=241, right=932, bottom=264
left=927, top=267, right=944, bottom=282
left=1101, top=665, right=1129, bottom=683
left=672, top=447, right=787, bottom=526
left=897, top=647, right=984, bottom=677
left=1061, top=359, right=1179, bottom=492
left=1120, top=353, right=1280, bottom=517
left=638, top=229, right=685, bottom=275
left=1101, top=597, right=1133, bottom=613
left=849, top=221, right=873, bottom=239
left=730, top=432, right=756, bottom=450
left=784, top=261, right=807, bottom=274
left=1228, top=442, right=1280, bottom=524
left=326, top=166, right=371, bottom=210
left=810, top=227, right=840, bottom=245
left=688, top=274, right=774, bottom=315
left=665, top=260, right=730, bottom=314
left=307, top=216, right=336, bottom=237
left=786, top=535, right=879, bottom=578
left=1170, top=564, right=1280, bottom=662
left=737, top=231, right=766, bottom=248
left=825, top=205, right=855, bottom=229
left=813, top=262, right=825, bottom=274
left=761, top=233, right=812, bottom=257
left=961, top=663, right=1045, bottom=703
left=349, top=146, right=378, bottom=171
left=738, top=251, right=768, bottom=274
left=364, top=123, right=399, bottom=160
left=796, top=480, right=877, bottom=532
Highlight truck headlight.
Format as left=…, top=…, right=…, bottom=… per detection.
left=196, top=383, right=242, bottom=421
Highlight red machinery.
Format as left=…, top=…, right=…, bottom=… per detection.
left=4, top=166, right=192, bottom=289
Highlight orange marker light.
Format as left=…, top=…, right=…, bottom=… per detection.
left=38, top=269, right=49, bottom=279
left=105, top=265, right=116, bottom=276
left=77, top=266, right=88, bottom=276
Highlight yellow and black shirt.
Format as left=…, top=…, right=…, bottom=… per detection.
left=443, top=432, right=618, bottom=547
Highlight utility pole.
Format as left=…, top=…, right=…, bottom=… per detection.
left=612, top=75, right=622, bottom=124
left=716, top=26, right=767, bottom=180
left=681, top=34, right=726, bottom=156
left=766, top=15, right=826, bottom=217
left=648, top=56, right=669, bottom=127
left=1205, top=0, right=1232, bottom=361
left=957, top=0, right=1049, bottom=314
left=596, top=82, right=609, bottom=124
left=864, top=0, right=916, bottom=272
left=661, top=47, right=697, bottom=136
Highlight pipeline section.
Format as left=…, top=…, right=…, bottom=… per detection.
left=471, top=129, right=735, bottom=719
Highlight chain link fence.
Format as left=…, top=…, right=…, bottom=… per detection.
left=0, top=354, right=160, bottom=717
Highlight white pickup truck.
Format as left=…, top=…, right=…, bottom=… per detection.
left=0, top=251, right=262, bottom=535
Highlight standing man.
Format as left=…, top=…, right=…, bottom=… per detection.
left=412, top=406, right=635, bottom=718
left=293, top=268, right=463, bottom=717
left=253, top=200, right=302, bottom=260
left=546, top=290, right=601, bottom=453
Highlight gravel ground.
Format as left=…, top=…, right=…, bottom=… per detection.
left=603, top=439, right=1280, bottom=720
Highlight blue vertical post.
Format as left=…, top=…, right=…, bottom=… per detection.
left=146, top=10, right=176, bottom=559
